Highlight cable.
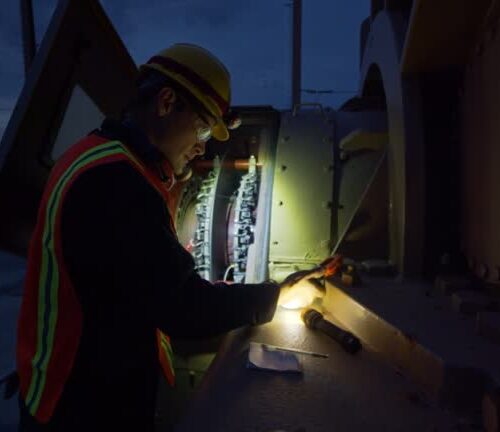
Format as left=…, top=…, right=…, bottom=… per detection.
left=223, top=264, right=236, bottom=282
left=301, top=89, right=357, bottom=94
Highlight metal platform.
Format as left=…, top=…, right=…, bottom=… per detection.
left=172, top=309, right=464, bottom=432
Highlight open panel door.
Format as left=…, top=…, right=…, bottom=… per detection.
left=0, top=0, right=137, bottom=256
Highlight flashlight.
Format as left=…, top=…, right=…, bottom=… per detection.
left=302, top=309, right=361, bottom=355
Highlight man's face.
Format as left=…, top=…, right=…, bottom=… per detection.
left=153, top=87, right=216, bottom=175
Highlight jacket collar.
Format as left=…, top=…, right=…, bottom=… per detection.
left=96, top=117, right=176, bottom=190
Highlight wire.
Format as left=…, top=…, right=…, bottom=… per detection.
left=223, top=264, right=236, bottom=282
left=301, top=89, right=357, bottom=94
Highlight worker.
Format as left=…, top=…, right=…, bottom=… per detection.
left=15, top=44, right=324, bottom=431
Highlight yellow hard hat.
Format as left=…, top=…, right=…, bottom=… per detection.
left=140, top=43, right=231, bottom=141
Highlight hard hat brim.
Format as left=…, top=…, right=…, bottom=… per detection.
left=212, top=119, right=229, bottom=141
left=139, top=62, right=230, bottom=141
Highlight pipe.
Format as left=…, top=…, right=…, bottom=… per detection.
left=192, top=159, right=262, bottom=171
left=292, top=0, right=302, bottom=109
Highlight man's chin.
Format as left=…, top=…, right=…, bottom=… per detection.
left=175, top=166, right=193, bottom=182
left=173, top=160, right=187, bottom=176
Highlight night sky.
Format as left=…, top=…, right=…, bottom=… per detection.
left=0, top=1, right=369, bottom=140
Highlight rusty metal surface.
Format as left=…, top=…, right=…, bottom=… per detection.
left=173, top=310, right=457, bottom=432
left=460, top=19, right=500, bottom=288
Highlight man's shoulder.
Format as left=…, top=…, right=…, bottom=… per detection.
left=61, top=132, right=130, bottom=162
left=61, top=159, right=171, bottom=235
left=56, top=134, right=167, bottom=216
left=64, top=159, right=160, bottom=207
left=54, top=134, right=137, bottom=183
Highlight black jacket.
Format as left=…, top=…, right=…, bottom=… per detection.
left=19, top=119, right=280, bottom=431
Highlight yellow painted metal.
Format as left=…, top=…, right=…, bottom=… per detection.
left=339, top=130, right=388, bottom=153
left=401, top=0, right=492, bottom=74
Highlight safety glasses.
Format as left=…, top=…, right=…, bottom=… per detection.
left=176, top=92, right=214, bottom=143
left=196, top=124, right=212, bottom=143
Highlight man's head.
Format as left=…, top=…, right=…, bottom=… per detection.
left=128, top=44, right=231, bottom=175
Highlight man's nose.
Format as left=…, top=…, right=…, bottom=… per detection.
left=194, top=140, right=206, bottom=156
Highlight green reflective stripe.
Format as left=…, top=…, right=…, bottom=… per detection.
left=166, top=341, right=174, bottom=360
left=27, top=142, right=124, bottom=412
left=160, top=340, right=175, bottom=374
left=159, top=333, right=174, bottom=358
left=160, top=338, right=174, bottom=359
left=25, top=243, right=51, bottom=406
left=26, top=141, right=139, bottom=413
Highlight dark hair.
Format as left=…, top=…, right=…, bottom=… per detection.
left=125, top=68, right=214, bottom=123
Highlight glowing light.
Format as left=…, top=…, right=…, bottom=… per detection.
left=275, top=309, right=303, bottom=325
left=280, top=299, right=307, bottom=310
left=277, top=280, right=322, bottom=310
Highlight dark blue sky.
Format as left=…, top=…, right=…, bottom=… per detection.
left=0, top=1, right=369, bottom=139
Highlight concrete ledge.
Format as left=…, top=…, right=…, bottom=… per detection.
left=323, top=278, right=444, bottom=400
left=322, top=276, right=500, bottom=415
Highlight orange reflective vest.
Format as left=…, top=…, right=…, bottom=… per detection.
left=17, top=134, right=176, bottom=423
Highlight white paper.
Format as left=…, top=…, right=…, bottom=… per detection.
left=247, top=342, right=302, bottom=373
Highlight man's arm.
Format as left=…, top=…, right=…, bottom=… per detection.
left=61, top=162, right=279, bottom=339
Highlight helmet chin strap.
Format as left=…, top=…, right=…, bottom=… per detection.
left=175, top=165, right=192, bottom=183
left=156, top=158, right=178, bottom=191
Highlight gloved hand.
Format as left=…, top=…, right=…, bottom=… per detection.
left=277, top=255, right=342, bottom=310
left=278, top=272, right=325, bottom=309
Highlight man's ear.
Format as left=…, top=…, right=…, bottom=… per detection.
left=157, top=87, right=176, bottom=117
